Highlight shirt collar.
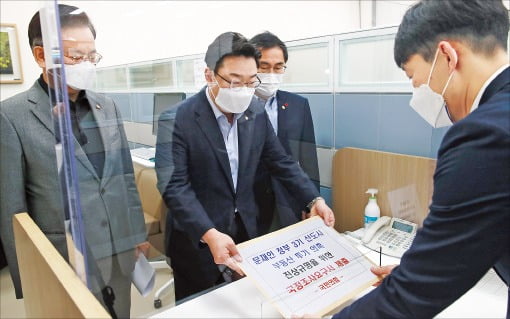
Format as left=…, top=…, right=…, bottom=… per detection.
left=205, top=87, right=243, bottom=121
left=266, top=96, right=277, bottom=109
left=37, top=74, right=50, bottom=95
left=470, top=63, right=509, bottom=112
left=255, top=93, right=277, bottom=107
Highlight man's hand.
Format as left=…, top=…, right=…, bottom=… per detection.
left=309, top=199, right=335, bottom=227
left=135, top=241, right=151, bottom=258
left=202, top=228, right=245, bottom=276
left=370, top=264, right=397, bottom=286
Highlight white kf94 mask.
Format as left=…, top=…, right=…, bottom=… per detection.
left=409, top=49, right=454, bottom=128
left=256, top=73, right=283, bottom=98
left=65, top=61, right=97, bottom=90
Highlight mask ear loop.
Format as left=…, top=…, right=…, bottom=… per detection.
left=441, top=71, right=454, bottom=96
left=427, top=48, right=440, bottom=85
left=441, top=47, right=457, bottom=123
left=207, top=71, right=219, bottom=100
left=427, top=48, right=439, bottom=86
left=428, top=47, right=456, bottom=96
left=441, top=69, right=455, bottom=123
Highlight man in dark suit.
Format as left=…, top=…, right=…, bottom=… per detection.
left=327, top=1, right=510, bottom=318
left=250, top=32, right=320, bottom=235
left=0, top=5, right=147, bottom=318
left=155, top=32, right=335, bottom=301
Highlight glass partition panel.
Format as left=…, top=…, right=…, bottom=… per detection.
left=176, top=59, right=195, bottom=87
left=337, top=34, right=409, bottom=91
left=29, top=3, right=152, bottom=318
left=176, top=56, right=207, bottom=91
left=283, top=42, right=330, bottom=88
left=128, top=61, right=174, bottom=89
left=96, top=66, right=128, bottom=91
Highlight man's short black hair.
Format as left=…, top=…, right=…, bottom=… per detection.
left=205, top=32, right=260, bottom=73
left=28, top=4, right=96, bottom=49
left=394, top=0, right=509, bottom=67
left=250, top=31, right=289, bottom=62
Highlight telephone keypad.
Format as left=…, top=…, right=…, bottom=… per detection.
left=375, top=229, right=415, bottom=251
left=362, top=217, right=417, bottom=258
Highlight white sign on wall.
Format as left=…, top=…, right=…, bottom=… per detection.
left=387, top=184, right=421, bottom=224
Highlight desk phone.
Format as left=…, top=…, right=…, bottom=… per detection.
left=362, top=216, right=417, bottom=258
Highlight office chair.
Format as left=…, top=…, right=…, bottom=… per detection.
left=149, top=258, right=174, bottom=308
left=133, top=161, right=174, bottom=308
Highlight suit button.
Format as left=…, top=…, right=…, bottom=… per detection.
left=101, top=188, right=105, bottom=195
left=101, top=220, right=107, bottom=227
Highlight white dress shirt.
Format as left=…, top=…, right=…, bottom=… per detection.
left=206, top=88, right=242, bottom=191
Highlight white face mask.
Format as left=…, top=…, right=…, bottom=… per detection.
left=256, top=73, right=283, bottom=98
left=409, top=49, right=455, bottom=128
left=65, top=61, right=96, bottom=90
left=210, top=76, right=255, bottom=114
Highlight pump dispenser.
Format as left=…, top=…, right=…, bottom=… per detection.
left=364, top=188, right=380, bottom=228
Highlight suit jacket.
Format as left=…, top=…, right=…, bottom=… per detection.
left=334, top=67, right=510, bottom=318
left=0, top=81, right=146, bottom=298
left=156, top=88, right=320, bottom=286
left=254, top=90, right=320, bottom=234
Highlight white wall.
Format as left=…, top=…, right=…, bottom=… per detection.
left=57, top=0, right=364, bottom=66
left=1, top=0, right=411, bottom=100
left=375, top=1, right=412, bottom=27
left=1, top=1, right=44, bottom=100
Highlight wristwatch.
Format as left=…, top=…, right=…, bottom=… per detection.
left=305, top=196, right=324, bottom=214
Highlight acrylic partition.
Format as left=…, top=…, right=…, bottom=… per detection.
left=16, top=1, right=151, bottom=318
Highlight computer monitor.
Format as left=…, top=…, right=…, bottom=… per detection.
left=153, top=93, right=186, bottom=135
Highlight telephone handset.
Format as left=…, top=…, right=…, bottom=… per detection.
left=362, top=216, right=417, bottom=258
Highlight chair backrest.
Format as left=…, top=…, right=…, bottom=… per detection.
left=332, top=147, right=436, bottom=232
left=136, top=167, right=167, bottom=229
left=13, top=213, right=111, bottom=319
left=133, top=164, right=168, bottom=256
left=133, top=161, right=145, bottom=183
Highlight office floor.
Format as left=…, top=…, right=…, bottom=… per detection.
left=0, top=266, right=175, bottom=318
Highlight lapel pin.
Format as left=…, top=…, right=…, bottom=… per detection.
left=245, top=115, right=249, bottom=120
left=282, top=102, right=288, bottom=110
left=96, top=104, right=102, bottom=110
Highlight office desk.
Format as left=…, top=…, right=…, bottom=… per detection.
left=150, top=241, right=507, bottom=318
left=131, top=154, right=155, bottom=168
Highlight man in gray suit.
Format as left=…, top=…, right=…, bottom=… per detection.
left=0, top=5, right=147, bottom=318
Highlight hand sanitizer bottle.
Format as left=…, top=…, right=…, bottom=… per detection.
left=364, top=188, right=380, bottom=229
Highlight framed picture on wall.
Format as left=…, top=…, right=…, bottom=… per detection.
left=1, top=24, right=23, bottom=84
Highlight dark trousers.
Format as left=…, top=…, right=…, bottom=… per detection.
left=90, top=254, right=133, bottom=319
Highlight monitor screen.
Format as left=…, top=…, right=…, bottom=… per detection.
left=153, top=93, right=186, bottom=135
left=391, top=220, right=414, bottom=233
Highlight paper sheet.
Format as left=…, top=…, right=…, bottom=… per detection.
left=237, top=217, right=377, bottom=318
left=436, top=269, right=508, bottom=318
left=387, top=184, right=420, bottom=224
left=131, top=254, right=155, bottom=297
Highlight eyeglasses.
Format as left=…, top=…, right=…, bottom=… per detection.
left=259, top=65, right=287, bottom=74
left=215, top=73, right=261, bottom=91
left=63, top=52, right=103, bottom=65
